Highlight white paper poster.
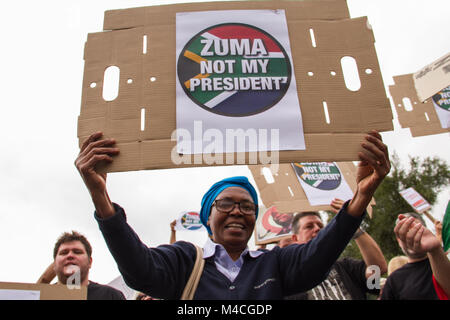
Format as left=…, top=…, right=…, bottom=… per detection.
left=292, top=162, right=354, bottom=206
left=0, top=289, right=40, bottom=300
left=108, top=276, right=136, bottom=300
left=431, top=85, right=450, bottom=129
left=399, top=187, right=431, bottom=213
left=176, top=10, right=305, bottom=154
left=175, top=211, right=204, bottom=231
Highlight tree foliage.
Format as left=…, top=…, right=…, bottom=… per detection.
left=340, top=154, right=450, bottom=265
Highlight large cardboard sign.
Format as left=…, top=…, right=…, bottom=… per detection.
left=249, top=162, right=375, bottom=217
left=0, top=282, right=87, bottom=300
left=176, top=10, right=305, bottom=154
left=78, top=0, right=392, bottom=173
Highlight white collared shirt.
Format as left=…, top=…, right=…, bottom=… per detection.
left=203, top=238, right=264, bottom=282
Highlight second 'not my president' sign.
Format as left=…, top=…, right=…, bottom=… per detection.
left=176, top=10, right=305, bottom=154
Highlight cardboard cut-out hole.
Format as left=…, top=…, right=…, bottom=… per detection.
left=143, top=35, right=148, bottom=54
left=402, top=97, right=413, bottom=111
left=141, top=108, right=146, bottom=131
left=127, top=79, right=133, bottom=84
left=288, top=186, right=294, bottom=197
left=330, top=71, right=336, bottom=76
left=341, top=56, right=361, bottom=91
left=90, top=82, right=96, bottom=88
left=323, top=100, right=331, bottom=124
left=103, top=66, right=120, bottom=101
left=365, top=68, right=373, bottom=74
left=150, top=77, right=156, bottom=82
left=262, top=167, right=275, bottom=184
left=308, top=71, right=314, bottom=76
left=424, top=112, right=430, bottom=122
left=309, top=28, right=317, bottom=48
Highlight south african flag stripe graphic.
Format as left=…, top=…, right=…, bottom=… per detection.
left=177, top=23, right=291, bottom=117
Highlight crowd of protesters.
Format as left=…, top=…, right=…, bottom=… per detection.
left=34, top=130, right=448, bottom=300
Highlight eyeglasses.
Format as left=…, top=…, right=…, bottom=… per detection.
left=212, top=199, right=256, bottom=215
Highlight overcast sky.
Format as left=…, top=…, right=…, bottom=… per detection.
left=0, top=0, right=449, bottom=287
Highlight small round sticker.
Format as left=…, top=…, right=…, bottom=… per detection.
left=180, top=211, right=203, bottom=231
left=177, top=23, right=292, bottom=117
left=432, top=86, right=450, bottom=112
left=293, top=162, right=342, bottom=190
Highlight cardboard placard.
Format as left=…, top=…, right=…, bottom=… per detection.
left=389, top=73, right=449, bottom=137
left=78, top=0, right=392, bottom=173
left=399, top=187, right=431, bottom=214
left=249, top=162, right=375, bottom=218
left=0, top=281, right=87, bottom=300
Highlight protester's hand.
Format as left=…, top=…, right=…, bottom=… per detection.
left=75, top=132, right=119, bottom=196
left=355, top=131, right=390, bottom=197
left=330, top=198, right=345, bottom=214
left=170, top=220, right=177, bottom=232
left=75, top=132, right=119, bottom=217
left=395, top=214, right=441, bottom=255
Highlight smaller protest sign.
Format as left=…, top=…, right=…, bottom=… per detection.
left=399, top=187, right=431, bottom=213
left=175, top=211, right=204, bottom=231
left=255, top=206, right=294, bottom=244
left=292, top=162, right=354, bottom=206
left=431, top=85, right=450, bottom=129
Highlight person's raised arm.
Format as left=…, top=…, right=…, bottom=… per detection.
left=170, top=220, right=177, bottom=244
left=395, top=214, right=450, bottom=296
left=347, top=131, right=390, bottom=218
left=354, top=232, right=388, bottom=277
left=74, top=131, right=120, bottom=218
left=331, top=198, right=388, bottom=276
left=37, top=262, right=56, bottom=284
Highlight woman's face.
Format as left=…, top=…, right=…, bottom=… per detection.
left=207, top=187, right=256, bottom=248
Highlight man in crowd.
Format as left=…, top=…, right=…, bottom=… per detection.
left=53, top=231, right=125, bottom=300
left=287, top=200, right=387, bottom=300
